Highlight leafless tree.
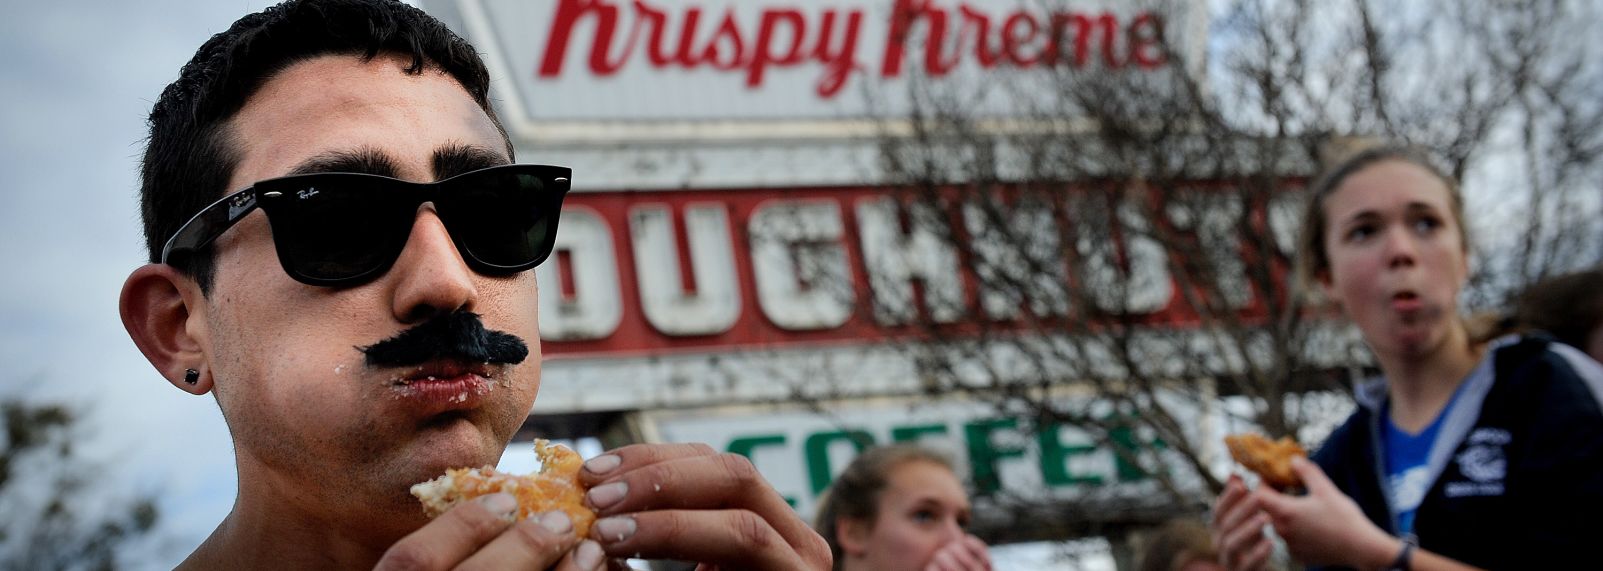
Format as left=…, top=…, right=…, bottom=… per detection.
left=1, top=398, right=161, bottom=570
left=765, top=0, right=1603, bottom=548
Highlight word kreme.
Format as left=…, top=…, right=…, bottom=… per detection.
left=537, top=0, right=1168, bottom=98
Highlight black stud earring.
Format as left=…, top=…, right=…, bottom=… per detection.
left=184, top=369, right=200, bottom=385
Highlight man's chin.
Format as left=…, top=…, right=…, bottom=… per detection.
left=399, top=412, right=507, bottom=480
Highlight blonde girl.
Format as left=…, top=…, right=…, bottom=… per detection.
left=1211, top=147, right=1603, bottom=570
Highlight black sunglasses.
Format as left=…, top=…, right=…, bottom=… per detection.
left=161, top=164, right=571, bottom=287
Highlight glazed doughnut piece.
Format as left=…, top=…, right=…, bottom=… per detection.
left=412, top=440, right=595, bottom=536
left=1224, top=433, right=1306, bottom=490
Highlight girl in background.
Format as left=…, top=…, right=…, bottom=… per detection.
left=815, top=444, right=993, bottom=571
left=1211, top=146, right=1603, bottom=570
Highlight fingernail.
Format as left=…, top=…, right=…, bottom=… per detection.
left=574, top=539, right=605, bottom=569
left=477, top=493, right=518, bottom=522
left=538, top=510, right=573, bottom=534
left=595, top=516, right=637, bottom=544
left=585, top=454, right=621, bottom=475
left=587, top=482, right=628, bottom=509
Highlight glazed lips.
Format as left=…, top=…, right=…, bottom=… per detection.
left=391, top=360, right=498, bottom=414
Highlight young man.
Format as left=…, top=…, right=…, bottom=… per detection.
left=117, top=1, right=829, bottom=568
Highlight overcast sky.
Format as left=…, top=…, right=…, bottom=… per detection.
left=0, top=1, right=278, bottom=566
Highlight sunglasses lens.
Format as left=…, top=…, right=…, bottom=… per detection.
left=250, top=166, right=564, bottom=286
left=267, top=179, right=412, bottom=283
left=448, top=172, right=555, bottom=270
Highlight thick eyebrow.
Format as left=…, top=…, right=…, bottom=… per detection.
left=1337, top=210, right=1381, bottom=228
left=1338, top=202, right=1443, bottom=228
left=433, top=143, right=511, bottom=180
left=287, top=147, right=401, bottom=177
left=909, top=496, right=968, bottom=512
left=1406, top=202, right=1446, bottom=215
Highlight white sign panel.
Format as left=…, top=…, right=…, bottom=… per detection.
left=644, top=397, right=1210, bottom=522
left=431, top=0, right=1198, bottom=142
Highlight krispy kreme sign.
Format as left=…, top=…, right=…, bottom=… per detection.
left=429, top=0, right=1199, bottom=130
left=536, top=185, right=1306, bottom=358
left=535, top=0, right=1167, bottom=98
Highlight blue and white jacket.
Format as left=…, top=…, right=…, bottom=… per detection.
left=1310, top=334, right=1603, bottom=570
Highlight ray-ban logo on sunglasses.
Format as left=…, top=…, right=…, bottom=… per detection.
left=297, top=187, right=319, bottom=200
left=227, top=193, right=255, bottom=219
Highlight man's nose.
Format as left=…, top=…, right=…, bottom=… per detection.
left=386, top=207, right=478, bottom=323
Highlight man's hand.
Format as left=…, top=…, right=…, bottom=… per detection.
left=924, top=534, right=991, bottom=571
left=375, top=492, right=609, bottom=571
left=579, top=443, right=832, bottom=570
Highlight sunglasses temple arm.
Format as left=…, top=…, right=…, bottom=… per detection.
left=160, top=191, right=260, bottom=264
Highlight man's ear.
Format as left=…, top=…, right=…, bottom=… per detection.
left=120, top=264, right=212, bottom=394
left=836, top=516, right=871, bottom=558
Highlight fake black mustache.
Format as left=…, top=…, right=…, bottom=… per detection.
left=359, top=311, right=529, bottom=368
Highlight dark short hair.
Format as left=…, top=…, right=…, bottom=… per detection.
left=140, top=0, right=510, bottom=292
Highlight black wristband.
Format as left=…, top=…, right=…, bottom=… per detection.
left=1384, top=538, right=1416, bottom=571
